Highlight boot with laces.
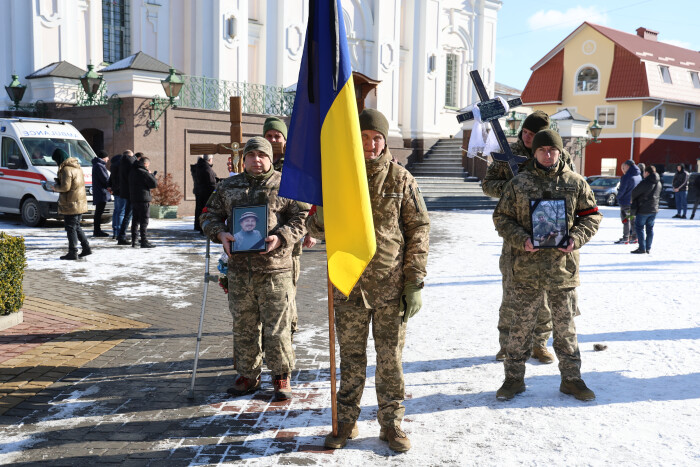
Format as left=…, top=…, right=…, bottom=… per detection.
left=496, top=377, right=526, bottom=400
left=226, top=375, right=261, bottom=397
left=532, top=346, right=555, bottom=364
left=379, top=424, right=411, bottom=452
left=323, top=422, right=359, bottom=449
left=560, top=378, right=595, bottom=401
left=273, top=373, right=292, bottom=401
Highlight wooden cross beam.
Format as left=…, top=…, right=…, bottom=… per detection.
left=189, top=96, right=285, bottom=173
left=457, top=70, right=527, bottom=177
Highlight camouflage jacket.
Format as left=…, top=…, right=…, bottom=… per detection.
left=54, top=158, right=88, bottom=215
left=201, top=169, right=308, bottom=274
left=492, top=158, right=602, bottom=289
left=482, top=138, right=575, bottom=199
left=306, top=149, right=430, bottom=308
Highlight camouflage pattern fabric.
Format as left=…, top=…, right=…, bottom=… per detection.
left=290, top=254, right=300, bottom=334
left=533, top=219, right=558, bottom=246
left=227, top=270, right=295, bottom=379
left=492, top=157, right=602, bottom=289
left=505, top=286, right=581, bottom=381
left=201, top=170, right=308, bottom=274
left=306, top=149, right=430, bottom=308
left=486, top=139, right=555, bottom=349
left=334, top=300, right=407, bottom=428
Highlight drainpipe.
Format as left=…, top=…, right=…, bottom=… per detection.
left=630, top=99, right=664, bottom=161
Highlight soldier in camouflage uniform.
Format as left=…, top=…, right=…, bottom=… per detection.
left=201, top=137, right=309, bottom=401
left=263, top=117, right=317, bottom=336
left=533, top=212, right=558, bottom=247
left=492, top=129, right=602, bottom=402
left=483, top=110, right=577, bottom=364
left=306, top=109, right=430, bottom=453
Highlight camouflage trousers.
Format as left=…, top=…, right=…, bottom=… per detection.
left=290, top=254, right=300, bottom=334
left=334, top=300, right=407, bottom=428
left=498, top=245, right=552, bottom=350
left=227, top=270, right=295, bottom=380
left=505, top=285, right=581, bottom=381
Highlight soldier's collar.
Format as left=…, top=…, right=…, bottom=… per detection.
left=245, top=167, right=275, bottom=182
left=365, top=150, right=391, bottom=175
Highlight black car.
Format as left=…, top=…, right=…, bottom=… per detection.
left=588, top=176, right=620, bottom=206
left=660, top=172, right=699, bottom=209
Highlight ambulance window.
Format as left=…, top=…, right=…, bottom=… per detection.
left=2, top=137, right=27, bottom=169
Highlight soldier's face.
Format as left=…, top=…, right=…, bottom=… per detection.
left=264, top=130, right=285, bottom=144
left=244, top=150, right=271, bottom=175
left=240, top=217, right=257, bottom=232
left=534, top=146, right=560, bottom=167
left=362, top=130, right=385, bottom=160
left=521, top=128, right=536, bottom=148
left=538, top=215, right=545, bottom=223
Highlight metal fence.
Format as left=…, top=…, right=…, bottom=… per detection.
left=177, top=75, right=295, bottom=116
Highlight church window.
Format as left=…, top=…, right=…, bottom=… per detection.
left=445, top=53, right=458, bottom=108
left=103, top=0, right=131, bottom=64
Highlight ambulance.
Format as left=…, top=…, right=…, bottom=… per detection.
left=0, top=117, right=102, bottom=226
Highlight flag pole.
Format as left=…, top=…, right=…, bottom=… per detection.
left=327, top=266, right=338, bottom=437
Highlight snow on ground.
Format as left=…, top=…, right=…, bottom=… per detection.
left=1, top=207, right=699, bottom=465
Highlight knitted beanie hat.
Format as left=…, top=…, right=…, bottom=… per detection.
left=244, top=136, right=273, bottom=159
left=359, top=108, right=389, bottom=139
left=531, top=129, right=564, bottom=154
left=522, top=110, right=550, bottom=133
left=263, top=117, right=288, bottom=139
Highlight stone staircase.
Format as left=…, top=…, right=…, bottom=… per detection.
left=410, top=138, right=498, bottom=210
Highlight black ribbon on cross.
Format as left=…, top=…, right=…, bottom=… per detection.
left=457, top=70, right=527, bottom=177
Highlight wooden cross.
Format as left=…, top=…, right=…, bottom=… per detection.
left=190, top=96, right=286, bottom=173
left=457, top=70, right=527, bottom=177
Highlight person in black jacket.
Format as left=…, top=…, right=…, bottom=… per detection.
left=117, top=150, right=138, bottom=245
left=128, top=156, right=158, bottom=248
left=690, top=174, right=700, bottom=220
left=91, top=150, right=112, bottom=237
left=194, top=154, right=217, bottom=233
left=630, top=165, right=662, bottom=254
left=109, top=153, right=124, bottom=239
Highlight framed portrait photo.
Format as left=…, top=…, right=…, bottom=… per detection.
left=230, top=204, right=268, bottom=253
left=529, top=199, right=569, bottom=249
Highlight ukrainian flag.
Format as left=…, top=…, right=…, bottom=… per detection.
left=279, top=0, right=375, bottom=297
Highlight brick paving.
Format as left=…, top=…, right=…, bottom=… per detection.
left=0, top=220, right=353, bottom=465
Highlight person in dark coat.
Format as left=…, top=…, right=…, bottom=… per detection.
left=672, top=163, right=690, bottom=218
left=117, top=150, right=138, bottom=244
left=128, top=156, right=158, bottom=248
left=691, top=174, right=700, bottom=220
left=91, top=150, right=112, bottom=237
left=194, top=154, right=217, bottom=233
left=630, top=165, right=662, bottom=254
left=615, top=160, right=642, bottom=244
left=109, top=153, right=124, bottom=239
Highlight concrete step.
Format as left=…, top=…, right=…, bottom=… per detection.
left=411, top=170, right=468, bottom=176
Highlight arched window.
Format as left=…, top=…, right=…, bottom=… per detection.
left=576, top=67, right=598, bottom=92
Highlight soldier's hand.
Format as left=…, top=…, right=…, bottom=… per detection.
left=261, top=235, right=281, bottom=254
left=400, top=282, right=423, bottom=323
left=524, top=238, right=538, bottom=252
left=217, top=231, right=235, bottom=257
left=558, top=238, right=575, bottom=254
left=303, top=234, right=317, bottom=248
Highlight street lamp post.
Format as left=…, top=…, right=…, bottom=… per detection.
left=147, top=67, right=184, bottom=130
left=5, top=75, right=27, bottom=109
left=80, top=65, right=103, bottom=104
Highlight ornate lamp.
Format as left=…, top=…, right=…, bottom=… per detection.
left=80, top=65, right=103, bottom=104
left=505, top=111, right=521, bottom=137
left=589, top=119, right=602, bottom=143
left=5, top=75, right=27, bottom=109
left=148, top=67, right=184, bottom=130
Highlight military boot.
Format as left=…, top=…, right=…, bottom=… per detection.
left=532, top=346, right=555, bottom=364
left=496, top=378, right=526, bottom=401
left=379, top=424, right=411, bottom=452
left=560, top=378, right=595, bottom=401
left=60, top=251, right=78, bottom=260
left=273, top=373, right=292, bottom=401
left=226, top=375, right=261, bottom=397
left=495, top=348, right=506, bottom=361
left=323, top=422, right=359, bottom=449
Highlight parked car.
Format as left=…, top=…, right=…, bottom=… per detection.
left=660, top=172, right=699, bottom=209
left=588, top=176, right=620, bottom=206
left=585, top=175, right=606, bottom=184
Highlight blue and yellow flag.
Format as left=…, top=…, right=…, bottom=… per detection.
left=279, top=0, right=375, bottom=296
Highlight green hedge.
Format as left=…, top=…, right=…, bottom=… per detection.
left=0, top=232, right=26, bottom=316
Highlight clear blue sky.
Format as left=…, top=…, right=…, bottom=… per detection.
left=495, top=0, right=699, bottom=91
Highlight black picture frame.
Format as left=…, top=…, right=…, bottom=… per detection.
left=230, top=204, right=268, bottom=253
left=530, top=199, right=569, bottom=249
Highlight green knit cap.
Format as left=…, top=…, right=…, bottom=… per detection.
left=263, top=117, right=287, bottom=139
left=522, top=110, right=550, bottom=133
left=52, top=148, right=70, bottom=165
left=359, top=108, right=389, bottom=140
left=244, top=136, right=273, bottom=159
left=531, top=129, right=564, bottom=154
